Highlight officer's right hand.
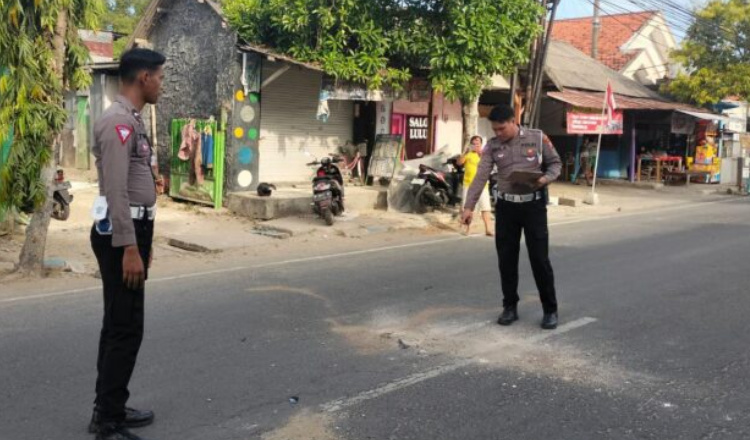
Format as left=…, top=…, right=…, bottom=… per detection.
left=123, top=245, right=145, bottom=290
left=461, top=209, right=474, bottom=227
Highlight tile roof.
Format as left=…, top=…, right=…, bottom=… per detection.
left=551, top=11, right=657, bottom=72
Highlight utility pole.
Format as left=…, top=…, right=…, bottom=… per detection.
left=592, top=0, right=601, bottom=59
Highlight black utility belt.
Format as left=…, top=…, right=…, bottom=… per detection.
left=498, top=191, right=544, bottom=203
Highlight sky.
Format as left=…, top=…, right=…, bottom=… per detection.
left=556, top=0, right=708, bottom=40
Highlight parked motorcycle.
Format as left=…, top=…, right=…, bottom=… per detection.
left=412, top=155, right=463, bottom=214
left=307, top=155, right=345, bottom=226
left=51, top=167, right=73, bottom=221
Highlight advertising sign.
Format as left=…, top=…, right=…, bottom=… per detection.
left=567, top=111, right=624, bottom=135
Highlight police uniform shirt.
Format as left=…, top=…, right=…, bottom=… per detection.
left=465, top=127, right=562, bottom=210
left=93, top=96, right=157, bottom=248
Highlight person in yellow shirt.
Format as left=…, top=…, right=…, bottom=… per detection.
left=458, top=135, right=493, bottom=236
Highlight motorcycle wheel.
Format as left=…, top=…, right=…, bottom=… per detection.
left=52, top=201, right=70, bottom=221
left=414, top=185, right=436, bottom=214
left=331, top=201, right=341, bottom=216
left=324, top=208, right=334, bottom=226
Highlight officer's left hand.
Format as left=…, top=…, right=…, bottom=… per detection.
left=536, top=176, right=549, bottom=189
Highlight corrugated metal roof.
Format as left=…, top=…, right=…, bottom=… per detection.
left=546, top=41, right=660, bottom=99
left=547, top=89, right=705, bottom=111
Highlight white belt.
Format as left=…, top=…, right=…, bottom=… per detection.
left=130, top=205, right=156, bottom=220
left=499, top=192, right=544, bottom=203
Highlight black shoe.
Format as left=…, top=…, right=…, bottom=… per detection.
left=89, top=407, right=155, bottom=433
left=95, top=424, right=152, bottom=440
left=497, top=307, right=519, bottom=326
left=541, top=312, right=558, bottom=330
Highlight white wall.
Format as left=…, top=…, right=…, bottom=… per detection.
left=620, top=14, right=676, bottom=85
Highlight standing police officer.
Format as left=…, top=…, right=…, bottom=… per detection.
left=89, top=48, right=165, bottom=440
left=462, top=104, right=562, bottom=330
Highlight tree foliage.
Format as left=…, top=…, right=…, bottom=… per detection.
left=224, top=0, right=542, bottom=103
left=668, top=0, right=750, bottom=105
left=101, top=0, right=149, bottom=56
left=0, top=0, right=104, bottom=212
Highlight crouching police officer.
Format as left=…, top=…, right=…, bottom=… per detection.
left=89, top=48, right=165, bottom=440
left=462, top=104, right=562, bottom=330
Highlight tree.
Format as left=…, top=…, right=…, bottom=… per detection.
left=0, top=0, right=104, bottom=275
left=406, top=0, right=542, bottom=146
left=224, top=0, right=542, bottom=148
left=667, top=0, right=750, bottom=106
left=101, top=0, right=149, bottom=56
left=224, top=0, right=412, bottom=90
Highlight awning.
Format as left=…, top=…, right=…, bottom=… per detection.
left=676, top=109, right=729, bottom=122
left=547, top=89, right=704, bottom=112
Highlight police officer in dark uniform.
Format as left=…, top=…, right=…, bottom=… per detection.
left=462, top=104, right=562, bottom=330
left=89, top=48, right=166, bottom=440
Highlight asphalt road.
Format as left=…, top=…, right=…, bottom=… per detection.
left=1, top=197, right=749, bottom=440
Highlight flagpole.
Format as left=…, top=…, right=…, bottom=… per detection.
left=587, top=90, right=608, bottom=205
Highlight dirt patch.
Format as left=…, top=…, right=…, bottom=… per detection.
left=261, top=409, right=338, bottom=440
left=328, top=306, right=657, bottom=391
left=327, top=306, right=488, bottom=355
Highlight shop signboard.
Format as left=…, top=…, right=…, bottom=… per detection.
left=376, top=101, right=392, bottom=135
left=367, top=134, right=404, bottom=183
left=405, top=115, right=429, bottom=159
left=321, top=77, right=402, bottom=101
left=566, top=110, right=623, bottom=135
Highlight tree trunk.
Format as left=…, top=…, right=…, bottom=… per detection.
left=17, top=164, right=55, bottom=275
left=17, top=9, right=68, bottom=277
left=462, top=97, right=479, bottom=150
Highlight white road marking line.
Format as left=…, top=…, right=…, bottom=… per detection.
left=320, top=317, right=597, bottom=413
left=0, top=197, right=735, bottom=304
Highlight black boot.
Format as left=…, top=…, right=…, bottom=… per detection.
left=497, top=307, right=519, bottom=326
left=89, top=407, right=155, bottom=433
left=541, top=312, right=558, bottom=330
left=95, top=423, right=152, bottom=440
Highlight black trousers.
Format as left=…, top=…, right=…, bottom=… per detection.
left=495, top=197, right=557, bottom=314
left=90, top=219, right=153, bottom=423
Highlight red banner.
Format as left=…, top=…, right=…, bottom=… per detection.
left=567, top=111, right=624, bottom=135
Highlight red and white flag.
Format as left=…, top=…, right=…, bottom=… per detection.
left=605, top=81, right=617, bottom=123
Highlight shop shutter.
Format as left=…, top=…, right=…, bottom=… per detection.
left=259, top=61, right=353, bottom=184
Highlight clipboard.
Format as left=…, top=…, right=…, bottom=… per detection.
left=509, top=171, right=543, bottom=186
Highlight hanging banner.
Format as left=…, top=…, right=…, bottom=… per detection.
left=567, top=111, right=624, bottom=135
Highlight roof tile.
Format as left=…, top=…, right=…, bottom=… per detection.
left=551, top=11, right=656, bottom=71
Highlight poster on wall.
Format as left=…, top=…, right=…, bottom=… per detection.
left=567, top=110, right=623, bottom=135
